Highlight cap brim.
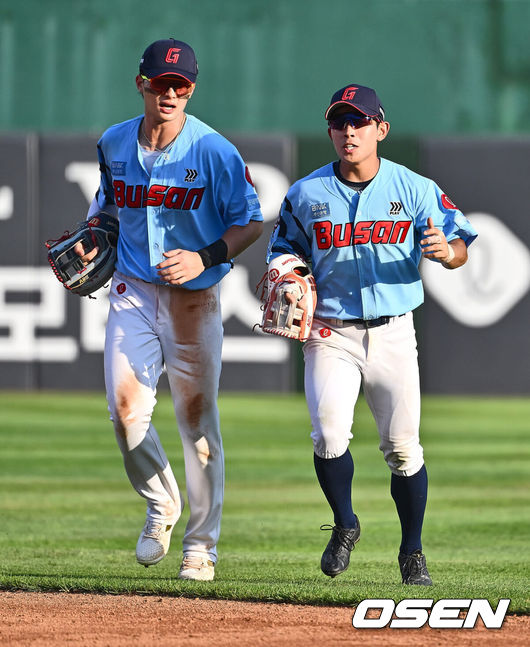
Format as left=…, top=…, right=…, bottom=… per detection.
left=325, top=101, right=378, bottom=120
left=141, top=70, right=196, bottom=84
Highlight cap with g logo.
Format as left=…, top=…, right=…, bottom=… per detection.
left=325, top=84, right=385, bottom=121
left=139, top=38, right=198, bottom=83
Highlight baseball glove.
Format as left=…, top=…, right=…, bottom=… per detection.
left=260, top=254, right=317, bottom=342
left=45, top=211, right=119, bottom=297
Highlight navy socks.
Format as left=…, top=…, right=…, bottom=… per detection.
left=314, top=449, right=357, bottom=528
left=314, top=451, right=427, bottom=552
left=391, top=464, right=428, bottom=555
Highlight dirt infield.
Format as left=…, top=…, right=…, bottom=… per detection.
left=0, top=591, right=527, bottom=646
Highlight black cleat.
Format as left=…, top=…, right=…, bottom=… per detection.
left=320, top=517, right=361, bottom=578
left=398, top=550, right=433, bottom=585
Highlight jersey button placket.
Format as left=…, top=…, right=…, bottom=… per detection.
left=354, top=201, right=369, bottom=319
left=147, top=202, right=161, bottom=282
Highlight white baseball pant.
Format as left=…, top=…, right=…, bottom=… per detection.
left=303, top=312, right=424, bottom=476
left=104, top=271, right=224, bottom=562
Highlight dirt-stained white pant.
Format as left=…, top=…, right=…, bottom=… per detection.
left=303, top=312, right=424, bottom=476
left=104, top=271, right=224, bottom=562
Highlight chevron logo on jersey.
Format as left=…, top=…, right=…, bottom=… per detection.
left=389, top=201, right=403, bottom=215
left=185, top=168, right=198, bottom=182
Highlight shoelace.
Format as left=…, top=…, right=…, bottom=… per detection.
left=402, top=552, right=426, bottom=574
left=320, top=524, right=357, bottom=551
left=181, top=556, right=211, bottom=569
left=143, top=521, right=168, bottom=540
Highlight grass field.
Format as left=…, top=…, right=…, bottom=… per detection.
left=0, top=391, right=528, bottom=612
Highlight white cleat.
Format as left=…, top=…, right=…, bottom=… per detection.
left=136, top=519, right=175, bottom=566
left=178, top=555, right=215, bottom=581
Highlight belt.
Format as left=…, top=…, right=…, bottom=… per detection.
left=322, top=314, right=405, bottom=329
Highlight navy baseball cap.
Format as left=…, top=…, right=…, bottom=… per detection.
left=139, top=38, right=198, bottom=83
left=325, top=84, right=385, bottom=121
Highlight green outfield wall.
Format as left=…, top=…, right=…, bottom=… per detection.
left=1, top=0, right=530, bottom=136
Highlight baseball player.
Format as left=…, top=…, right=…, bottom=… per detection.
left=266, top=84, right=477, bottom=585
left=78, top=38, right=263, bottom=581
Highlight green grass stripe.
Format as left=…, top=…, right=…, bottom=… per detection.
left=0, top=391, right=528, bottom=611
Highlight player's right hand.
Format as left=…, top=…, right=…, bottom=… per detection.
left=156, top=248, right=205, bottom=285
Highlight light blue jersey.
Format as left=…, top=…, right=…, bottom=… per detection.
left=96, top=114, right=263, bottom=289
left=268, top=158, right=477, bottom=320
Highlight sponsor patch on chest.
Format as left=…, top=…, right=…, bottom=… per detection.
left=111, top=161, right=127, bottom=176
left=310, top=202, right=330, bottom=217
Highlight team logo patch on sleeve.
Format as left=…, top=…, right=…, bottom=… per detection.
left=111, top=161, right=127, bottom=176
left=245, top=166, right=255, bottom=186
left=441, top=194, right=458, bottom=209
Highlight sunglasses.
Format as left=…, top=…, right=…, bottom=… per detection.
left=141, top=75, right=192, bottom=96
left=328, top=113, right=377, bottom=130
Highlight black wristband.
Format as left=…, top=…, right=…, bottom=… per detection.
left=197, top=238, right=228, bottom=269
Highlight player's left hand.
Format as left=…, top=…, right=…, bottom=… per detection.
left=157, top=249, right=204, bottom=285
left=421, top=217, right=452, bottom=262
left=74, top=241, right=99, bottom=265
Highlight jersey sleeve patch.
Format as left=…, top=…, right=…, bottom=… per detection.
left=245, top=165, right=255, bottom=186
left=441, top=194, right=457, bottom=210
left=246, top=196, right=261, bottom=210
